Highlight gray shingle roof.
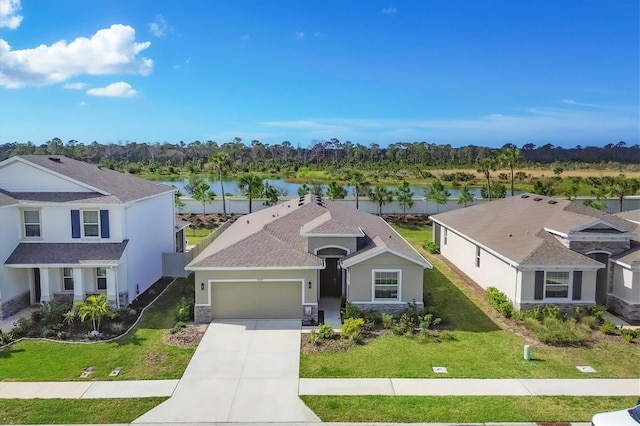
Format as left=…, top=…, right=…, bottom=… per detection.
left=8, top=155, right=174, bottom=203
left=5, top=241, right=128, bottom=265
left=616, top=209, right=640, bottom=224
left=431, top=194, right=636, bottom=266
left=0, top=190, right=17, bottom=207
left=187, top=195, right=430, bottom=269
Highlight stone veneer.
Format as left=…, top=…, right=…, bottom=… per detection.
left=351, top=302, right=424, bottom=316
left=607, top=294, right=640, bottom=325
left=0, top=291, right=30, bottom=320
left=195, top=305, right=213, bottom=323
left=565, top=239, right=630, bottom=256
left=516, top=302, right=595, bottom=313
left=302, top=304, right=318, bottom=326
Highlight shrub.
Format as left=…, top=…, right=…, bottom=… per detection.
left=316, top=323, right=335, bottom=339
left=587, top=305, right=606, bottom=323
left=536, top=317, right=588, bottom=346
left=381, top=313, right=395, bottom=329
left=0, top=331, right=13, bottom=345
left=418, top=314, right=442, bottom=335
left=11, top=316, right=35, bottom=338
left=486, top=287, right=513, bottom=318
left=438, top=330, right=456, bottom=341
left=170, top=321, right=187, bottom=334
left=56, top=331, right=70, bottom=340
left=175, top=297, right=193, bottom=323
left=599, top=320, right=617, bottom=335
left=522, top=317, right=541, bottom=331
left=542, top=305, right=562, bottom=320
left=308, top=329, right=322, bottom=345
left=424, top=241, right=439, bottom=254
left=393, top=313, right=417, bottom=336
left=341, top=317, right=364, bottom=342
left=579, top=315, right=600, bottom=330
left=362, top=310, right=379, bottom=325
left=620, top=328, right=636, bottom=343
left=343, top=302, right=362, bottom=320
left=105, top=321, right=127, bottom=336
left=42, top=328, right=57, bottom=338
left=38, top=301, right=72, bottom=327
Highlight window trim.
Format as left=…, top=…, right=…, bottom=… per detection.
left=96, top=267, right=107, bottom=291
left=22, top=209, right=42, bottom=239
left=371, top=269, right=402, bottom=302
left=81, top=210, right=101, bottom=238
left=63, top=267, right=74, bottom=292
left=544, top=270, right=572, bottom=300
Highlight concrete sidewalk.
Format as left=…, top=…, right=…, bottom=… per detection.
left=0, top=380, right=178, bottom=399
left=299, top=378, right=640, bottom=396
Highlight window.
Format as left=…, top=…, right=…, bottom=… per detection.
left=23, top=210, right=41, bottom=237
left=82, top=210, right=100, bottom=237
left=63, top=268, right=74, bottom=291
left=443, top=229, right=448, bottom=245
left=373, top=270, right=400, bottom=301
left=545, top=271, right=570, bottom=298
left=96, top=267, right=107, bottom=291
left=475, top=246, right=481, bottom=268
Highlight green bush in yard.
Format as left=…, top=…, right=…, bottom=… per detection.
left=620, top=328, right=636, bottom=343
left=381, top=313, right=395, bottom=329
left=536, top=317, right=588, bottom=346
left=424, top=241, right=439, bottom=253
left=486, top=287, right=514, bottom=318
left=343, top=302, right=362, bottom=320
left=393, top=313, right=417, bottom=336
left=175, top=297, right=193, bottom=322
left=316, top=323, right=335, bottom=339
left=599, top=319, right=617, bottom=335
left=341, top=318, right=364, bottom=342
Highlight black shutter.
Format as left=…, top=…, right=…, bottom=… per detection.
left=534, top=271, right=544, bottom=300
left=100, top=210, right=110, bottom=238
left=572, top=271, right=582, bottom=300
left=71, top=210, right=81, bottom=238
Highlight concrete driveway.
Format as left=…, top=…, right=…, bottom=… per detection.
left=134, top=319, right=319, bottom=423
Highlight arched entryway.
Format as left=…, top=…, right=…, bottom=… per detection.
left=316, top=247, right=349, bottom=298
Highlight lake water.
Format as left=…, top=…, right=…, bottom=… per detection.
left=161, top=178, right=491, bottom=197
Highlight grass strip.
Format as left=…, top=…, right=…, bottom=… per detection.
left=301, top=395, right=637, bottom=423
left=0, top=397, right=167, bottom=424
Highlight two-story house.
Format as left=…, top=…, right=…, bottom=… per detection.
left=0, top=155, right=176, bottom=319
left=186, top=194, right=432, bottom=324
left=431, top=194, right=640, bottom=324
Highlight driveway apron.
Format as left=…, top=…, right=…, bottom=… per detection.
left=134, top=319, right=319, bottom=423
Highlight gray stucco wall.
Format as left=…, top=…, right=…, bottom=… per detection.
left=307, top=236, right=358, bottom=255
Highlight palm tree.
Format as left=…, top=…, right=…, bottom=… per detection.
left=499, top=147, right=523, bottom=196
left=210, top=152, right=231, bottom=217
left=76, top=294, right=112, bottom=333
left=346, top=170, right=368, bottom=209
left=238, top=173, right=263, bottom=213
left=192, top=181, right=215, bottom=215
left=368, top=185, right=393, bottom=215
left=610, top=175, right=639, bottom=212
left=476, top=157, right=497, bottom=201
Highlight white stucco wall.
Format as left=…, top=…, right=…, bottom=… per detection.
left=124, top=192, right=175, bottom=297
left=611, top=264, right=639, bottom=304
left=0, top=205, right=28, bottom=302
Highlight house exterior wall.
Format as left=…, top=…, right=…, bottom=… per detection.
left=307, top=236, right=357, bottom=255
left=608, top=264, right=640, bottom=323
left=0, top=205, right=28, bottom=317
left=346, top=252, right=424, bottom=314
left=518, top=269, right=597, bottom=310
left=124, top=192, right=175, bottom=297
left=0, top=161, right=88, bottom=192
left=438, top=225, right=517, bottom=300
left=567, top=239, right=630, bottom=256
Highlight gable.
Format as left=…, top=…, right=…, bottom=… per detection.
left=0, top=160, right=93, bottom=193
left=574, top=222, right=625, bottom=234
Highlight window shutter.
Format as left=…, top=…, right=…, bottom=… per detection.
left=572, top=271, right=582, bottom=301
left=100, top=210, right=110, bottom=238
left=534, top=271, right=544, bottom=300
left=71, top=210, right=81, bottom=238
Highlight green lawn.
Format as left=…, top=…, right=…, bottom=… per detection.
left=186, top=228, right=213, bottom=245
left=0, top=398, right=167, bottom=424
left=300, top=224, right=640, bottom=378
left=302, top=395, right=638, bottom=423
left=0, top=277, right=196, bottom=381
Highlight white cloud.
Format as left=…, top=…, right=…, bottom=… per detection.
left=561, top=99, right=603, bottom=108
left=87, top=81, right=137, bottom=97
left=293, top=31, right=304, bottom=40
left=0, top=0, right=22, bottom=29
left=63, top=82, right=88, bottom=90
left=0, top=24, right=153, bottom=88
left=380, top=7, right=396, bottom=16
left=149, top=14, right=169, bottom=38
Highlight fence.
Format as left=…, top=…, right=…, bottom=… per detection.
left=162, top=221, right=231, bottom=277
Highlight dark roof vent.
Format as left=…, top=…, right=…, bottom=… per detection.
left=548, top=200, right=558, bottom=205
left=533, top=197, right=543, bottom=201
left=48, top=157, right=61, bottom=163
left=521, top=194, right=530, bottom=199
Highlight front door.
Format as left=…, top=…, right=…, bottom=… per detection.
left=33, top=268, right=41, bottom=304
left=320, top=258, right=342, bottom=297
left=590, top=253, right=609, bottom=306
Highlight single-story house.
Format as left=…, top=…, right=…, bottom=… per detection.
left=431, top=194, right=640, bottom=324
left=186, top=195, right=432, bottom=324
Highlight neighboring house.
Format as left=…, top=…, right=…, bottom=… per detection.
left=0, top=155, right=176, bottom=319
left=186, top=195, right=432, bottom=324
left=431, top=194, right=640, bottom=324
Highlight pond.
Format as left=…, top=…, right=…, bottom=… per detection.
left=160, top=178, right=494, bottom=197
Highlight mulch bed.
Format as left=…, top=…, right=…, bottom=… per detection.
left=163, top=324, right=207, bottom=348
left=177, top=213, right=240, bottom=229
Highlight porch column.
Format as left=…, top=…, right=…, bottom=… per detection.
left=40, top=267, right=51, bottom=302
left=73, top=268, right=84, bottom=302
left=106, top=267, right=118, bottom=307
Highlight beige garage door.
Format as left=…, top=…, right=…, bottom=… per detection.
left=211, top=281, right=302, bottom=319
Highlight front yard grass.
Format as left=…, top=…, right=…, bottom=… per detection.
left=0, top=398, right=167, bottom=424
left=0, top=277, right=196, bottom=381
left=300, top=224, right=640, bottom=378
left=301, top=395, right=638, bottom=423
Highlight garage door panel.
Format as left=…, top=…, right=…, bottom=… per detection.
left=211, top=281, right=302, bottom=319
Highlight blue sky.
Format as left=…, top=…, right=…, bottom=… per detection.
left=0, top=0, right=638, bottom=148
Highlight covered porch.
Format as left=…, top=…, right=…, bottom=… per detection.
left=4, top=241, right=129, bottom=310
